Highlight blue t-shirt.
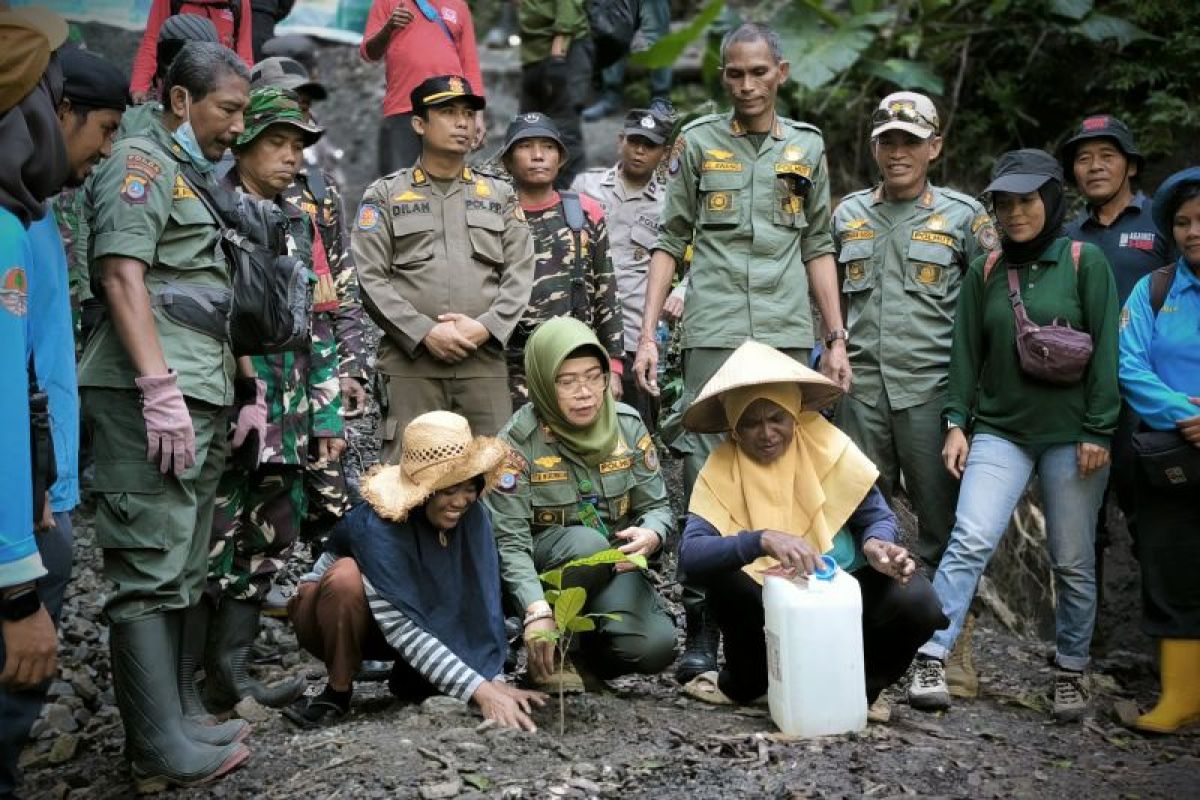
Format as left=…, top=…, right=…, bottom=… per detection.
left=1065, top=193, right=1172, bottom=307
left=1118, top=258, right=1200, bottom=431
left=27, top=209, right=79, bottom=512
left=0, top=207, right=42, bottom=587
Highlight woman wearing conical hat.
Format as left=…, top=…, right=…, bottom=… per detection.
left=284, top=411, right=547, bottom=730
left=677, top=340, right=947, bottom=711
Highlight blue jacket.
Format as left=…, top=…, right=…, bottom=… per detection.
left=0, top=208, right=41, bottom=588
left=1118, top=257, right=1200, bottom=430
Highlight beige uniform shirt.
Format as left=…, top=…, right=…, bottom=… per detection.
left=352, top=164, right=535, bottom=378
left=572, top=165, right=667, bottom=352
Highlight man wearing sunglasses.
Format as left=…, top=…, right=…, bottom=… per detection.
left=831, top=91, right=997, bottom=702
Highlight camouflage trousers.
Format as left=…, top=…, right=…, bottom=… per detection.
left=208, top=459, right=351, bottom=601
left=506, top=348, right=530, bottom=412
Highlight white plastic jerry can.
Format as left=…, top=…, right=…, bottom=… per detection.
left=763, top=555, right=868, bottom=737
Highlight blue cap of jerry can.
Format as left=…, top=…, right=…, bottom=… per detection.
left=813, top=555, right=838, bottom=581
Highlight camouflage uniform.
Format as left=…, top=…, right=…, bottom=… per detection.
left=507, top=193, right=622, bottom=407
left=281, top=167, right=366, bottom=538
left=51, top=186, right=90, bottom=344
left=209, top=89, right=344, bottom=601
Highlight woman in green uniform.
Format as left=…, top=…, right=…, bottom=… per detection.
left=485, top=317, right=676, bottom=690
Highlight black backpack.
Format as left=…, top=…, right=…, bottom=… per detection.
left=589, top=0, right=641, bottom=71
left=1148, top=263, right=1176, bottom=317
left=560, top=191, right=591, bottom=321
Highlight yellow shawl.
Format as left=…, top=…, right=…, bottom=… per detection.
left=688, top=383, right=880, bottom=583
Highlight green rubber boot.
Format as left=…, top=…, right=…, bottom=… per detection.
left=204, top=598, right=306, bottom=711
left=173, top=604, right=250, bottom=745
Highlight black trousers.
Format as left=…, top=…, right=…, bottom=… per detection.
left=378, top=113, right=422, bottom=178
left=519, top=37, right=593, bottom=189
left=620, top=352, right=659, bottom=433
left=1135, top=467, right=1200, bottom=638
left=703, top=566, right=947, bottom=704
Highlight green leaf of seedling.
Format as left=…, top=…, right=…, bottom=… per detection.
left=566, top=616, right=596, bottom=633
left=528, top=629, right=560, bottom=643
left=539, top=568, right=564, bottom=590
left=630, top=0, right=725, bottom=69
left=554, top=586, right=587, bottom=630
left=590, top=612, right=622, bottom=622
left=543, top=589, right=560, bottom=605
left=626, top=554, right=648, bottom=570
left=560, top=548, right=634, bottom=571
left=462, top=774, right=491, bottom=791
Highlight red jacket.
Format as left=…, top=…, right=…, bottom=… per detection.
left=130, top=0, right=255, bottom=96
left=360, top=0, right=484, bottom=117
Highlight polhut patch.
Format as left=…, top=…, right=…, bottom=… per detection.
left=125, top=153, right=162, bottom=180
left=912, top=230, right=955, bottom=248
left=121, top=173, right=148, bottom=205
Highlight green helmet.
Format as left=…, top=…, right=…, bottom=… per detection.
left=236, top=86, right=323, bottom=148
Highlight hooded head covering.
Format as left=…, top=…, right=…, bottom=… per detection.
left=1151, top=167, right=1200, bottom=242
left=686, top=343, right=880, bottom=583
left=524, top=317, right=618, bottom=467
left=984, top=149, right=1066, bottom=265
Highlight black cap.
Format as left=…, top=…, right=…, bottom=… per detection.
left=250, top=56, right=327, bottom=101
left=1059, top=114, right=1143, bottom=179
left=59, top=48, right=129, bottom=112
left=501, top=112, right=566, bottom=157
left=409, top=74, right=485, bottom=114
left=983, top=149, right=1063, bottom=195
left=260, top=34, right=318, bottom=70
left=622, top=109, right=671, bottom=145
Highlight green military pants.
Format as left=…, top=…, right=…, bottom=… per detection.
left=674, top=347, right=811, bottom=611
left=835, top=389, right=958, bottom=571
left=533, top=525, right=676, bottom=679
left=83, top=388, right=230, bottom=624
left=379, top=374, right=513, bottom=464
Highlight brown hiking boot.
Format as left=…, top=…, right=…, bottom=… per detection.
left=946, top=612, right=979, bottom=699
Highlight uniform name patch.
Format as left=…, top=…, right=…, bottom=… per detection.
left=774, top=162, right=812, bottom=178
left=598, top=456, right=633, bottom=474
left=701, top=160, right=744, bottom=173
left=121, top=173, right=148, bottom=204
left=393, top=202, right=431, bottom=216
left=843, top=229, right=875, bottom=242
left=531, top=470, right=569, bottom=484
left=356, top=204, right=381, bottom=230
left=912, top=230, right=955, bottom=247
left=466, top=199, right=503, bottom=214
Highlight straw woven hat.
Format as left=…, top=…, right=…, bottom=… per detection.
left=361, top=411, right=510, bottom=521
left=681, top=340, right=843, bottom=433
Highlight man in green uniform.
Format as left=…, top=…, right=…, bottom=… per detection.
left=632, top=22, right=850, bottom=682
left=485, top=318, right=676, bottom=691
left=199, top=87, right=342, bottom=716
left=78, top=42, right=255, bottom=790
left=353, top=74, right=535, bottom=459
left=833, top=91, right=996, bottom=701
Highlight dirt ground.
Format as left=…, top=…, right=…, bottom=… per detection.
left=19, top=22, right=1199, bottom=800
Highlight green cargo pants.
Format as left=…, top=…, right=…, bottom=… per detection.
left=835, top=389, right=959, bottom=570
left=83, top=388, right=230, bottom=624
left=533, top=525, right=676, bottom=679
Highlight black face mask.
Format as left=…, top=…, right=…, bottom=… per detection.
left=998, top=179, right=1066, bottom=264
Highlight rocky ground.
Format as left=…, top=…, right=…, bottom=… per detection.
left=20, top=22, right=1199, bottom=800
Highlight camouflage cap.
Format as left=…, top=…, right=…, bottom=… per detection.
left=236, top=86, right=323, bottom=148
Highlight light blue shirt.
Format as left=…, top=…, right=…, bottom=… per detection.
left=1118, top=258, right=1200, bottom=430
left=0, top=207, right=42, bottom=588
left=28, top=209, right=79, bottom=512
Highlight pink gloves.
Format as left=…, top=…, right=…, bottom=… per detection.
left=231, top=377, right=268, bottom=462
left=135, top=371, right=195, bottom=476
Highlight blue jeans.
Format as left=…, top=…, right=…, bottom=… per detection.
left=600, top=0, right=671, bottom=98
left=1, top=512, right=73, bottom=799
left=918, top=435, right=1106, bottom=671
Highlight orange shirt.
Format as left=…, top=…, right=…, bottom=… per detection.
left=360, top=0, right=485, bottom=117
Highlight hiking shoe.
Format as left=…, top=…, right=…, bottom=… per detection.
left=1052, top=670, right=1089, bottom=722
left=908, top=657, right=951, bottom=711
left=946, top=612, right=979, bottom=699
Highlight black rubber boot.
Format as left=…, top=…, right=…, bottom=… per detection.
left=173, top=605, right=250, bottom=745
left=204, top=598, right=306, bottom=712
left=110, top=615, right=249, bottom=793
left=674, top=604, right=719, bottom=684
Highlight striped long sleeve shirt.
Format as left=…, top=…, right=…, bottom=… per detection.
left=303, top=553, right=486, bottom=701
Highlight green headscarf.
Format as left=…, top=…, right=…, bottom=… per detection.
left=524, top=317, right=619, bottom=466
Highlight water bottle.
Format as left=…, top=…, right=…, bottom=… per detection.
left=763, top=555, right=867, bottom=737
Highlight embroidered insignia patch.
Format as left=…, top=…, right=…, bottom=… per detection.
left=615, top=494, right=631, bottom=518
left=668, top=135, right=685, bottom=175
left=643, top=445, right=660, bottom=471
left=125, top=153, right=162, bottom=180
left=925, top=213, right=947, bottom=231
left=393, top=190, right=425, bottom=202
left=121, top=173, right=148, bottom=204
left=847, top=262, right=867, bottom=282
left=535, top=508, right=566, bottom=526
left=171, top=174, right=196, bottom=200
left=356, top=203, right=381, bottom=230
left=978, top=223, right=999, bottom=251
left=0, top=267, right=28, bottom=317
left=783, top=145, right=803, bottom=162
left=971, top=213, right=991, bottom=233
left=706, top=192, right=731, bottom=212
left=534, top=455, right=562, bottom=469
left=705, top=148, right=734, bottom=160
left=475, top=180, right=491, bottom=198
left=915, top=264, right=943, bottom=285
left=844, top=218, right=869, bottom=230
left=498, top=471, right=519, bottom=493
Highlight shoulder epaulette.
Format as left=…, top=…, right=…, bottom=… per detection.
left=936, top=186, right=986, bottom=210
left=680, top=113, right=724, bottom=133
left=502, top=404, right=538, bottom=442
left=780, top=117, right=823, bottom=136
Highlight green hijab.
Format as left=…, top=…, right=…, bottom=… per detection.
left=524, top=317, right=619, bottom=467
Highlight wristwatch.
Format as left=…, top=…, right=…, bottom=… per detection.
left=945, top=419, right=961, bottom=432
left=0, top=586, right=42, bottom=622
left=824, top=328, right=850, bottom=346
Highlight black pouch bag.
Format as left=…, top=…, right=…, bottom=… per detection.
left=1132, top=429, right=1200, bottom=491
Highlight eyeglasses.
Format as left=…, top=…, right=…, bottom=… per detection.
left=872, top=104, right=937, bottom=132
left=554, top=370, right=608, bottom=396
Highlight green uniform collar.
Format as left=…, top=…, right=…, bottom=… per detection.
left=871, top=182, right=936, bottom=209
left=727, top=111, right=786, bottom=140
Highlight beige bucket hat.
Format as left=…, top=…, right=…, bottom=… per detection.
left=681, top=340, right=843, bottom=433
left=361, top=411, right=510, bottom=521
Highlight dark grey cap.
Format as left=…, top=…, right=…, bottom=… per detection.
left=622, top=109, right=671, bottom=145
left=501, top=112, right=566, bottom=156
left=250, top=57, right=327, bottom=101
left=984, top=149, right=1064, bottom=195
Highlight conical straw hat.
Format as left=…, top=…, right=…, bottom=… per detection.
left=361, top=411, right=510, bottom=521
left=681, top=340, right=843, bottom=433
